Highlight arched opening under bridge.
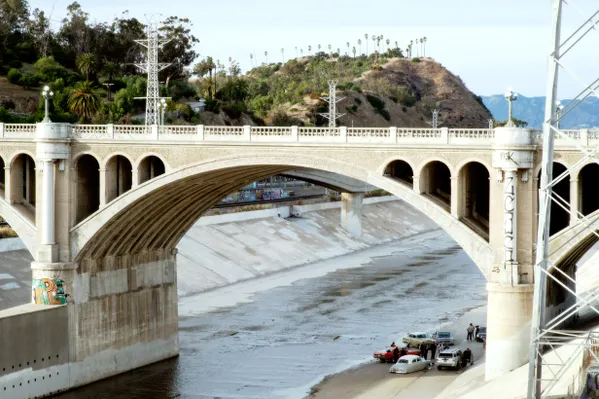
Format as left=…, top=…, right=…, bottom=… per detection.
left=538, top=163, right=570, bottom=236
left=419, top=161, right=451, bottom=211
left=579, top=163, right=599, bottom=217
left=383, top=160, right=413, bottom=188
left=76, top=155, right=100, bottom=223
left=138, top=156, right=166, bottom=185
left=458, top=162, right=490, bottom=240
left=10, top=154, right=36, bottom=211
left=106, top=155, right=133, bottom=203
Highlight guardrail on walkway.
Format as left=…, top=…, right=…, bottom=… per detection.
left=1, top=123, right=598, bottom=147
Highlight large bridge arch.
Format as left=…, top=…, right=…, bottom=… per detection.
left=0, top=197, right=36, bottom=256
left=70, top=153, right=493, bottom=278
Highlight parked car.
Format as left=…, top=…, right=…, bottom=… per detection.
left=476, top=327, right=487, bottom=342
left=389, top=355, right=432, bottom=374
left=402, top=332, right=435, bottom=348
left=373, top=347, right=421, bottom=363
left=434, top=331, right=455, bottom=346
left=436, top=348, right=463, bottom=370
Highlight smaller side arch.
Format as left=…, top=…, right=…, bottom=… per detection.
left=9, top=152, right=36, bottom=210
left=105, top=154, right=133, bottom=204
left=382, top=159, right=414, bottom=187
left=418, top=159, right=453, bottom=210
left=0, top=155, right=5, bottom=192
left=457, top=161, right=491, bottom=240
left=137, top=155, right=167, bottom=185
left=75, top=154, right=101, bottom=224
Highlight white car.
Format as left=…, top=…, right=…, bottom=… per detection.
left=402, top=332, right=435, bottom=348
left=389, top=355, right=432, bottom=374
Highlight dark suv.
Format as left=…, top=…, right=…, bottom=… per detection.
left=476, top=327, right=487, bottom=342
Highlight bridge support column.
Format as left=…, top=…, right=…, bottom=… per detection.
left=485, top=283, right=534, bottom=381
left=570, top=178, right=579, bottom=225
left=3, top=166, right=10, bottom=202
left=341, top=192, right=363, bottom=238
left=99, top=168, right=107, bottom=207
left=41, top=160, right=55, bottom=245
left=450, top=176, right=458, bottom=217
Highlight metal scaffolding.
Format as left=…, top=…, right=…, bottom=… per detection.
left=134, top=23, right=171, bottom=126
left=528, top=1, right=599, bottom=397
left=319, top=80, right=345, bottom=128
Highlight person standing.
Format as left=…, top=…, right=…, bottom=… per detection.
left=419, top=342, right=427, bottom=359
left=467, top=323, right=475, bottom=341
left=430, top=341, right=437, bottom=360
left=393, top=346, right=400, bottom=363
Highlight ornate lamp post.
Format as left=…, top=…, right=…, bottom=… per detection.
left=42, top=85, right=54, bottom=122
left=556, top=101, right=564, bottom=129
left=504, top=88, right=518, bottom=127
left=159, top=98, right=167, bottom=125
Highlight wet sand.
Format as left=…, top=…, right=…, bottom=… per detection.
left=306, top=306, right=487, bottom=399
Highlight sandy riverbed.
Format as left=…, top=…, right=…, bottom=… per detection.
left=306, top=306, right=488, bottom=399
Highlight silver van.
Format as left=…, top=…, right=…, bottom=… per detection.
left=436, top=348, right=463, bottom=370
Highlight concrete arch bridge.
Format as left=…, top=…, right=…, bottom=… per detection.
left=0, top=122, right=597, bottom=398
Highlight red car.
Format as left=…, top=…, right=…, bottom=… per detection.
left=373, top=346, right=421, bottom=363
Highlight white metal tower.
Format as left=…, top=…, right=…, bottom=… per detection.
left=134, top=23, right=171, bottom=126
left=319, top=80, right=345, bottom=128
left=528, top=1, right=599, bottom=397
left=426, top=109, right=441, bottom=129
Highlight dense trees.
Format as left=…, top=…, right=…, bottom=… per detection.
left=0, top=1, right=200, bottom=124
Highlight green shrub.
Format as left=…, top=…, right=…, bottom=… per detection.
left=402, top=106, right=407, bottom=112
left=7, top=68, right=22, bottom=84
left=204, top=98, right=220, bottom=113
left=346, top=104, right=358, bottom=114
left=8, top=60, right=22, bottom=69
left=354, top=97, right=362, bottom=105
left=366, top=94, right=385, bottom=111
left=222, top=103, right=244, bottom=119
left=379, top=109, right=391, bottom=121
left=176, top=103, right=193, bottom=121
left=412, top=57, right=421, bottom=63
left=394, top=87, right=417, bottom=107
left=18, top=73, right=40, bottom=88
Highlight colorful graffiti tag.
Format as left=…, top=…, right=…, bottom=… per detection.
left=32, top=278, right=66, bottom=305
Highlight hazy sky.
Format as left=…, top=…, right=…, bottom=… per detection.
left=29, top=0, right=599, bottom=98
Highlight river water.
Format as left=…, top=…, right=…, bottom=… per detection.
left=56, top=233, right=487, bottom=399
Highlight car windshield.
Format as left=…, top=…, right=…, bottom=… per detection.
left=398, top=359, right=409, bottom=364
left=437, top=332, right=450, bottom=338
left=479, top=327, right=487, bottom=333
left=439, top=353, right=454, bottom=359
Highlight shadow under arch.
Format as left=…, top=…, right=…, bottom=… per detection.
left=70, top=153, right=493, bottom=278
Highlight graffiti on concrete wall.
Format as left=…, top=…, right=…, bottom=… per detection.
left=32, top=278, right=66, bottom=305
left=503, top=172, right=516, bottom=266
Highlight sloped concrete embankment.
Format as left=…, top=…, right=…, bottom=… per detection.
left=0, top=197, right=436, bottom=308
left=177, top=197, right=436, bottom=297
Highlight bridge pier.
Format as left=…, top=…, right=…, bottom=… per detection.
left=340, top=192, right=363, bottom=238
left=485, top=283, right=534, bottom=381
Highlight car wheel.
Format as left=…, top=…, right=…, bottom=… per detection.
left=437, top=366, right=443, bottom=370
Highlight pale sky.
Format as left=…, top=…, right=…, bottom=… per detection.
left=29, top=0, right=599, bottom=99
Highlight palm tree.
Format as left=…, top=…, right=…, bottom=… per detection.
left=423, top=37, right=427, bottom=57
left=318, top=44, right=321, bottom=53
left=308, top=45, right=312, bottom=55
left=328, top=44, right=332, bottom=56
left=364, top=34, right=369, bottom=55
left=250, top=53, right=254, bottom=68
left=102, top=61, right=119, bottom=81
left=69, top=81, right=100, bottom=123
left=352, top=46, right=356, bottom=59
left=264, top=51, right=268, bottom=64
left=300, top=48, right=304, bottom=57
left=410, top=40, right=414, bottom=57
left=76, top=53, right=95, bottom=81
left=372, top=35, right=376, bottom=56
left=358, top=39, right=362, bottom=55
left=416, top=38, right=419, bottom=57
left=386, top=38, right=390, bottom=53
left=346, top=41, right=350, bottom=54
left=294, top=46, right=298, bottom=58
left=281, top=48, right=285, bottom=63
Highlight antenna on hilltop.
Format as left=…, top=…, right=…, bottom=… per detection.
left=319, top=80, right=345, bottom=128
left=134, top=20, right=172, bottom=126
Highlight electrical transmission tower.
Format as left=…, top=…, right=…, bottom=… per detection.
left=134, top=23, right=171, bottom=125
left=528, top=1, right=599, bottom=398
left=426, top=109, right=441, bottom=129
left=319, top=80, right=345, bottom=128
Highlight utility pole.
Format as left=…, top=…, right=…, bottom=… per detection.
left=134, top=22, right=171, bottom=126
left=103, top=83, right=114, bottom=102
left=319, top=80, right=345, bottom=128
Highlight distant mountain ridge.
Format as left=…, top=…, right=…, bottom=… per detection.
left=481, top=95, right=599, bottom=129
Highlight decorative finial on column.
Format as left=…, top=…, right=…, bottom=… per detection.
left=504, top=88, right=518, bottom=127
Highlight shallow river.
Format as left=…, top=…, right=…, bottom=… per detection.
left=56, top=234, right=487, bottom=399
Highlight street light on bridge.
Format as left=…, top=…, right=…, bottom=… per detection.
left=556, top=101, right=564, bottom=129
left=42, top=85, right=54, bottom=123
left=504, top=88, right=518, bottom=127
left=158, top=98, right=167, bottom=125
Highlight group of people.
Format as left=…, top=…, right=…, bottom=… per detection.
left=466, top=323, right=481, bottom=342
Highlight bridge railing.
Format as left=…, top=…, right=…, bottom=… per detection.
left=5, top=123, right=599, bottom=147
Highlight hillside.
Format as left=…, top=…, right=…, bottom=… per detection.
left=482, top=94, right=599, bottom=129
